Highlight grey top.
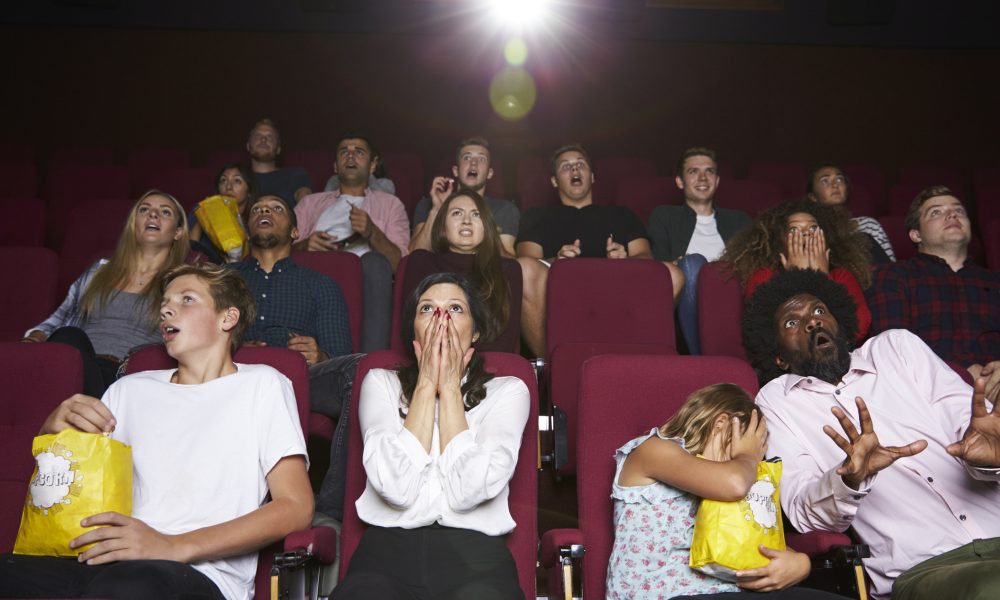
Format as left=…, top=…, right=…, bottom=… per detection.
left=83, top=290, right=162, bottom=358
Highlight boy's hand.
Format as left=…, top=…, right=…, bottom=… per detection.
left=71, top=512, right=185, bottom=564
left=41, top=394, right=115, bottom=435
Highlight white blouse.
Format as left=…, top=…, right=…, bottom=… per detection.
left=355, top=368, right=530, bottom=536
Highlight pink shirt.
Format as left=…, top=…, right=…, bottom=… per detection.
left=756, top=329, right=1000, bottom=599
left=294, top=188, right=410, bottom=257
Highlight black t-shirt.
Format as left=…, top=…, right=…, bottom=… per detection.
left=256, top=167, right=312, bottom=208
left=517, top=203, right=648, bottom=258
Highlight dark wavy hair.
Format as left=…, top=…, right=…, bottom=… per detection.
left=721, top=198, right=872, bottom=289
left=742, top=268, right=859, bottom=385
left=215, top=161, right=258, bottom=224
left=429, top=189, right=508, bottom=342
left=396, top=273, right=495, bottom=413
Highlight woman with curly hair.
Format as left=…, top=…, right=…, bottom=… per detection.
left=721, top=199, right=871, bottom=339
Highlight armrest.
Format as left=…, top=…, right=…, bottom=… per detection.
left=540, top=528, right=584, bottom=569
left=786, top=531, right=853, bottom=556
left=284, top=526, right=338, bottom=565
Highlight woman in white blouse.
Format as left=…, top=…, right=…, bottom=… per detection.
left=333, top=272, right=530, bottom=600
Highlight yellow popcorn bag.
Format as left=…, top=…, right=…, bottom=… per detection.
left=194, top=194, right=248, bottom=260
left=13, top=429, right=132, bottom=556
left=689, top=458, right=785, bottom=581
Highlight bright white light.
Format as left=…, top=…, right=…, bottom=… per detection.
left=490, top=0, right=549, bottom=30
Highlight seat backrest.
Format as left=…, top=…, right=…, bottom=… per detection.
left=0, top=163, right=38, bottom=199
left=898, top=165, right=965, bottom=199
left=0, top=247, right=58, bottom=341
left=546, top=258, right=675, bottom=355
left=515, top=156, right=557, bottom=214
left=575, top=354, right=759, bottom=600
left=340, top=350, right=539, bottom=600
left=282, top=150, right=335, bottom=194
left=842, top=164, right=887, bottom=216
left=592, top=156, right=657, bottom=206
left=388, top=254, right=411, bottom=352
left=0, top=197, right=44, bottom=247
left=746, top=162, right=807, bottom=201
left=886, top=182, right=927, bottom=217
left=713, top=179, right=782, bottom=217
left=379, top=152, right=424, bottom=219
left=877, top=215, right=916, bottom=262
left=0, top=342, right=84, bottom=551
left=291, top=251, right=364, bottom=353
left=58, top=198, right=133, bottom=297
left=985, top=219, right=1000, bottom=271
left=546, top=258, right=677, bottom=475
left=127, top=149, right=194, bottom=196
left=46, top=146, right=114, bottom=170
left=203, top=149, right=246, bottom=174
left=697, top=260, right=746, bottom=359
left=142, top=167, right=216, bottom=212
left=615, top=176, right=682, bottom=224
left=45, top=165, right=131, bottom=249
left=124, top=344, right=310, bottom=597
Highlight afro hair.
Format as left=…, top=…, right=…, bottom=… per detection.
left=741, top=268, right=859, bottom=385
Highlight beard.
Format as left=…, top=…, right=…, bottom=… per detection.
left=786, top=328, right=853, bottom=384
left=250, top=232, right=281, bottom=249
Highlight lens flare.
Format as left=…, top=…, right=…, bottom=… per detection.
left=504, top=38, right=528, bottom=66
left=489, top=66, right=537, bottom=122
left=490, top=0, right=549, bottom=31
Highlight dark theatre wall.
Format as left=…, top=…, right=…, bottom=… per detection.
left=2, top=25, right=998, bottom=173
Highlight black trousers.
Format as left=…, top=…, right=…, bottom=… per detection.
left=47, top=326, right=120, bottom=397
left=0, top=554, right=224, bottom=599
left=333, top=525, right=524, bottom=600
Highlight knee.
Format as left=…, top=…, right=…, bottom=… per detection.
left=360, top=251, right=392, bottom=276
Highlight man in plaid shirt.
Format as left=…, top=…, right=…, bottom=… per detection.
left=866, top=185, right=999, bottom=400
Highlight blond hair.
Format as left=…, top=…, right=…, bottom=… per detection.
left=660, top=383, right=757, bottom=455
left=80, top=190, right=190, bottom=327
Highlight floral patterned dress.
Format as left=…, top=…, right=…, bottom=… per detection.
left=606, top=428, right=740, bottom=599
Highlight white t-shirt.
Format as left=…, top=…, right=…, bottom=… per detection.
left=684, top=212, right=726, bottom=261
left=312, top=194, right=371, bottom=256
left=355, top=368, right=529, bottom=536
left=103, top=363, right=308, bottom=600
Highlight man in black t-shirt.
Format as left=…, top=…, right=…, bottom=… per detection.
left=515, top=144, right=683, bottom=355
left=246, top=118, right=313, bottom=206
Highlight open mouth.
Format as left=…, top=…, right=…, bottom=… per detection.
left=145, top=222, right=161, bottom=231
left=570, top=175, right=582, bottom=185
left=161, top=324, right=180, bottom=341
left=467, top=169, right=478, bottom=179
left=812, top=330, right=833, bottom=350
left=256, top=217, right=273, bottom=227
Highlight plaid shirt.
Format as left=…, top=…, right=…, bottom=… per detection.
left=867, top=253, right=1000, bottom=366
left=228, top=256, right=352, bottom=358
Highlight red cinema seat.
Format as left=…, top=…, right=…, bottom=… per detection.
left=615, top=176, right=683, bottom=224
left=46, top=146, right=114, bottom=169
left=541, top=354, right=759, bottom=600
left=842, top=164, right=887, bottom=217
left=0, top=342, right=84, bottom=552
left=0, top=247, right=59, bottom=341
left=886, top=183, right=927, bottom=217
left=747, top=162, right=808, bottom=201
left=0, top=198, right=45, bottom=247
left=204, top=149, right=246, bottom=173
left=283, top=150, right=335, bottom=194
left=877, top=215, right=916, bottom=262
left=46, top=164, right=130, bottom=249
left=58, top=199, right=134, bottom=297
left=127, top=148, right=192, bottom=196
left=697, top=260, right=747, bottom=360
left=984, top=220, right=1000, bottom=270
left=714, top=179, right=782, bottom=217
left=0, top=143, right=34, bottom=164
left=592, top=156, right=657, bottom=206
left=545, top=258, right=676, bottom=475
left=379, top=151, right=424, bottom=219
left=141, top=167, right=215, bottom=213
left=0, top=163, right=38, bottom=199
left=339, top=350, right=539, bottom=600
left=515, top=156, right=558, bottom=214
left=898, top=165, right=965, bottom=199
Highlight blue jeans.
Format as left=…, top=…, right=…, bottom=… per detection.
left=676, top=254, right=708, bottom=355
left=313, top=353, right=365, bottom=521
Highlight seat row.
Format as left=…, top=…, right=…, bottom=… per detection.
left=0, top=342, right=864, bottom=599
left=1, top=149, right=996, bottom=222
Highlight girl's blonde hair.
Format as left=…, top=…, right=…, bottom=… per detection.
left=660, top=383, right=758, bottom=455
left=80, top=190, right=190, bottom=327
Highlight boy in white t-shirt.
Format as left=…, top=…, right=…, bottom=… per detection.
left=0, top=263, right=313, bottom=600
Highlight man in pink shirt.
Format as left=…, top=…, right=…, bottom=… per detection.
left=294, top=133, right=410, bottom=350
left=743, top=268, right=1000, bottom=600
